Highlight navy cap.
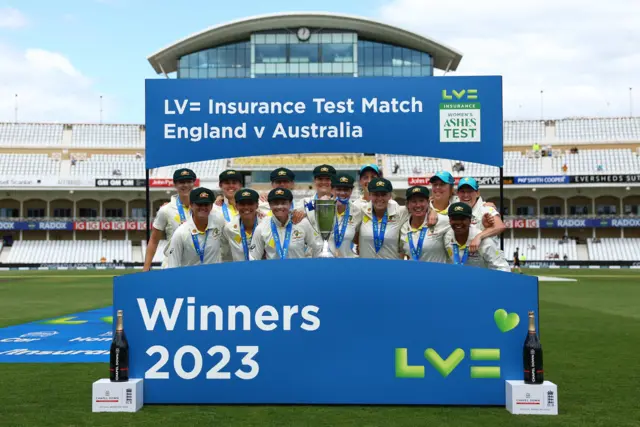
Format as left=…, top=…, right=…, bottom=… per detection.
left=234, top=188, right=259, bottom=203
left=189, top=187, right=215, bottom=205
left=219, top=169, right=243, bottom=183
left=458, top=176, right=479, bottom=191
left=332, top=173, right=355, bottom=188
left=270, top=167, right=295, bottom=182
left=448, top=202, right=473, bottom=218
left=173, top=168, right=196, bottom=182
left=406, top=185, right=430, bottom=200
left=268, top=187, right=294, bottom=202
left=313, top=164, right=337, bottom=178
left=368, top=177, right=393, bottom=193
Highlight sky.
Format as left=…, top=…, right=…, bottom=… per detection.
left=0, top=0, right=638, bottom=124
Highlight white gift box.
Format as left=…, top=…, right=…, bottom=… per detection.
left=505, top=380, right=558, bottom=415
left=92, top=378, right=143, bottom=412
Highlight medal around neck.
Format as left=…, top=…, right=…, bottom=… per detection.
left=314, top=197, right=337, bottom=258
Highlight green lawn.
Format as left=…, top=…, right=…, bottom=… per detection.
left=1, top=269, right=639, bottom=426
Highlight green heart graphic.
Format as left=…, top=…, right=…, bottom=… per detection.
left=424, top=348, right=465, bottom=377
left=494, top=309, right=520, bottom=332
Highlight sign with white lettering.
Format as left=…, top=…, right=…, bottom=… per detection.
left=144, top=77, right=504, bottom=169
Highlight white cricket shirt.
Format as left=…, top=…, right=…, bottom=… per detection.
left=250, top=216, right=323, bottom=260
left=400, top=216, right=449, bottom=263
left=443, top=225, right=510, bottom=272
left=358, top=202, right=409, bottom=260
left=222, top=215, right=265, bottom=262
left=166, top=211, right=226, bottom=268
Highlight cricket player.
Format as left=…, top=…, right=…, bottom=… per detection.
left=302, top=164, right=336, bottom=231
left=400, top=186, right=449, bottom=263
left=250, top=187, right=323, bottom=260
left=353, top=163, right=400, bottom=212
left=258, top=167, right=298, bottom=216
left=222, top=188, right=263, bottom=261
left=456, top=176, right=506, bottom=252
left=213, top=169, right=243, bottom=262
left=143, top=168, right=197, bottom=271
left=358, top=178, right=409, bottom=259
left=443, top=202, right=510, bottom=272
left=167, top=187, right=227, bottom=267
left=326, top=173, right=362, bottom=258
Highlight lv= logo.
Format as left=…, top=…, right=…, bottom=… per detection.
left=394, top=308, right=520, bottom=379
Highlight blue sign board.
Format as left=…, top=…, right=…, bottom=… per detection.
left=144, top=76, right=504, bottom=169
left=0, top=307, right=112, bottom=363
left=514, top=176, right=569, bottom=185
left=0, top=221, right=73, bottom=231
left=113, top=259, right=538, bottom=405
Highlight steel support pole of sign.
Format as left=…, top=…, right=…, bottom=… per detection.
left=499, top=166, right=504, bottom=251
left=145, top=169, right=151, bottom=241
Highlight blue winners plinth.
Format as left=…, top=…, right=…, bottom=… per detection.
left=113, top=259, right=538, bottom=405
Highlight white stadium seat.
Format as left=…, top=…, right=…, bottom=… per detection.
left=551, top=149, right=640, bottom=175
left=71, top=124, right=142, bottom=148
left=502, top=238, right=578, bottom=261
left=587, top=238, right=640, bottom=261
left=0, top=123, right=63, bottom=147
left=556, top=117, right=640, bottom=143
left=0, top=153, right=60, bottom=176
left=503, top=121, right=546, bottom=146
left=70, top=154, right=145, bottom=178
left=6, top=240, right=133, bottom=264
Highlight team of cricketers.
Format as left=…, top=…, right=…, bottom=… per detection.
left=144, top=163, right=511, bottom=272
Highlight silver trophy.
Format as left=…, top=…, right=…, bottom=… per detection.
left=314, top=198, right=337, bottom=258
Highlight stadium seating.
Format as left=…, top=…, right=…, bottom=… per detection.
left=503, top=238, right=578, bottom=260
left=503, top=120, right=546, bottom=146
left=587, top=238, right=640, bottom=261
left=556, top=117, right=640, bottom=142
left=0, top=123, right=63, bottom=147
left=6, top=240, right=133, bottom=264
left=141, top=239, right=168, bottom=263
left=162, top=159, right=228, bottom=179
left=551, top=148, right=640, bottom=175
left=232, top=154, right=376, bottom=169
left=387, top=156, right=441, bottom=177
left=71, top=124, right=142, bottom=148
left=70, top=154, right=145, bottom=178
left=0, top=153, right=61, bottom=176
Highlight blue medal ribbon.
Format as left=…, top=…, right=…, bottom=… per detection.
left=371, top=210, right=388, bottom=254
left=176, top=198, right=188, bottom=223
left=240, top=217, right=257, bottom=261
left=333, top=203, right=350, bottom=249
left=452, top=243, right=469, bottom=265
left=190, top=230, right=209, bottom=264
left=271, top=217, right=293, bottom=260
left=408, top=226, right=428, bottom=261
left=222, top=203, right=231, bottom=222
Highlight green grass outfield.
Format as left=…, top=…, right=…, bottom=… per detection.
left=1, top=268, right=639, bottom=426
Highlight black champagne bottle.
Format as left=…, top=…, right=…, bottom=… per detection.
left=523, top=310, right=543, bottom=384
left=110, top=310, right=129, bottom=382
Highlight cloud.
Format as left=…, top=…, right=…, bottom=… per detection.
left=0, top=43, right=114, bottom=123
left=0, top=7, right=27, bottom=28
left=377, top=0, right=640, bottom=119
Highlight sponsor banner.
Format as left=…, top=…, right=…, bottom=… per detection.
left=0, top=176, right=96, bottom=188
left=149, top=178, right=201, bottom=187
left=504, top=219, right=539, bottom=229
left=514, top=176, right=569, bottom=185
left=95, top=178, right=146, bottom=187
left=0, top=307, right=111, bottom=363
left=145, top=77, right=504, bottom=170
left=570, top=174, right=640, bottom=184
left=114, top=259, right=537, bottom=405
left=408, top=176, right=513, bottom=187
left=73, top=221, right=147, bottom=231
left=0, top=221, right=73, bottom=231
left=540, top=218, right=640, bottom=228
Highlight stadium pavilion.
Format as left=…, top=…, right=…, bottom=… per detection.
left=1, top=12, right=640, bottom=267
